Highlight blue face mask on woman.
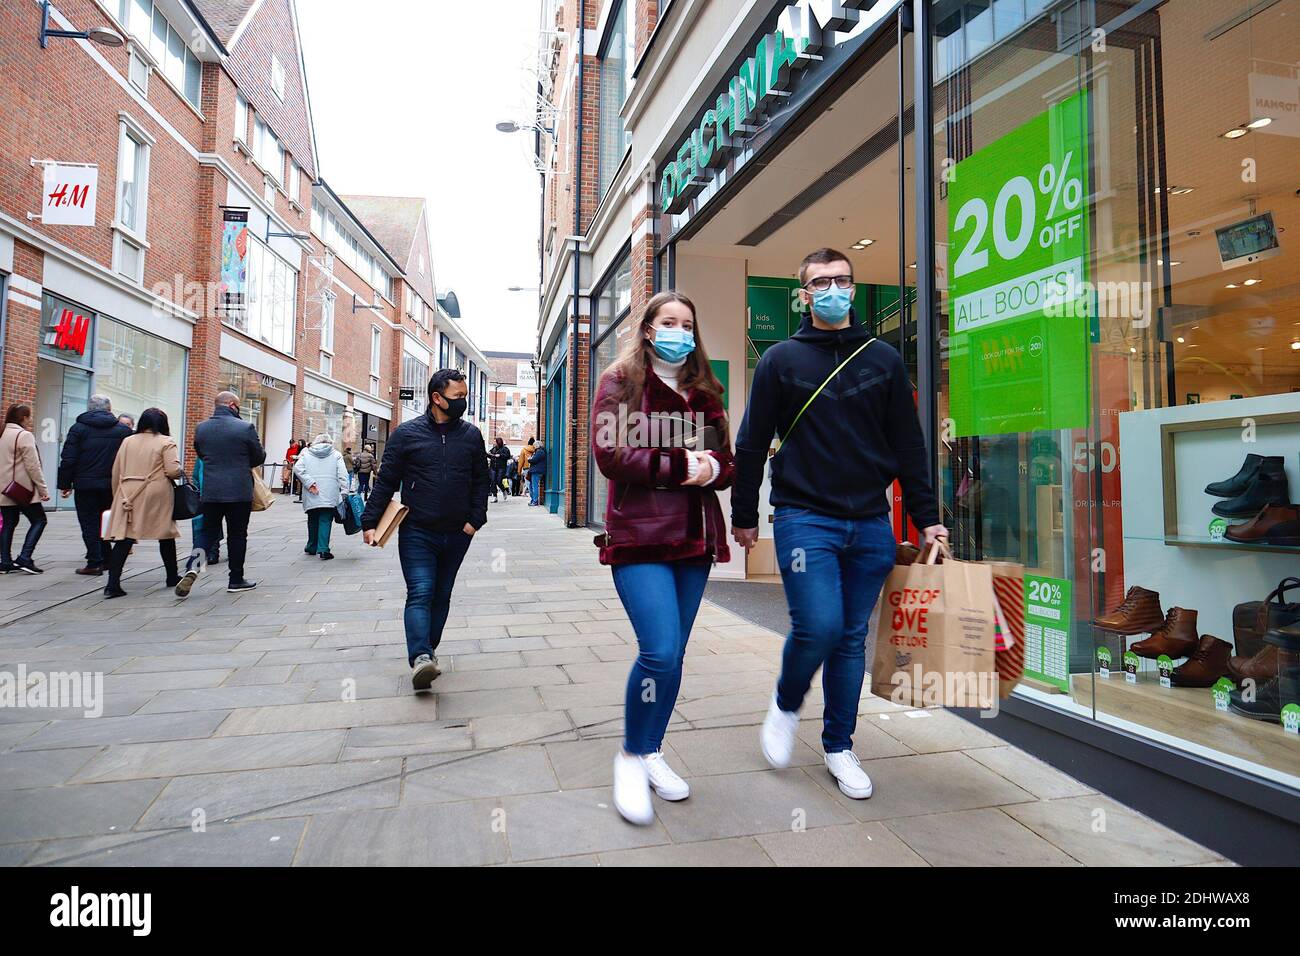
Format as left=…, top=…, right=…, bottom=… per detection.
left=651, top=327, right=696, bottom=363
left=811, top=285, right=853, bottom=323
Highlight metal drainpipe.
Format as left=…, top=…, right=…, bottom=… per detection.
left=566, top=0, right=585, bottom=529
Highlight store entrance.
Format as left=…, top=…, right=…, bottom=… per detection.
left=34, top=359, right=91, bottom=512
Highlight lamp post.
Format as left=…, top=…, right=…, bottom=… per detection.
left=40, top=1, right=124, bottom=48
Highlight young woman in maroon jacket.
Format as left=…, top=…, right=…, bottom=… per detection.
left=591, top=291, right=735, bottom=825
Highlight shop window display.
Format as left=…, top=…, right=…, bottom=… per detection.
left=932, top=0, right=1300, bottom=786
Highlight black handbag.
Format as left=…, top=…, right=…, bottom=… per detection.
left=172, top=473, right=201, bottom=521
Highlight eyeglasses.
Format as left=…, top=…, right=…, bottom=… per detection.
left=803, top=275, right=854, bottom=292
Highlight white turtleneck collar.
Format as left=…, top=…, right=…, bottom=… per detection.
left=650, top=352, right=688, bottom=396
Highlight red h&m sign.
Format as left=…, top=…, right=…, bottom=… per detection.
left=46, top=308, right=91, bottom=356
left=40, top=163, right=98, bottom=227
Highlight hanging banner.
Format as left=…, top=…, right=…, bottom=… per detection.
left=41, top=163, right=98, bottom=227
left=947, top=90, right=1092, bottom=437
left=219, top=208, right=250, bottom=318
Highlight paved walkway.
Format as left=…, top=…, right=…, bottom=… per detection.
left=0, top=497, right=1229, bottom=866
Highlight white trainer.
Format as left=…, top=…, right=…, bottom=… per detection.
left=613, top=751, right=654, bottom=825
left=641, top=751, right=690, bottom=801
left=760, top=693, right=800, bottom=768
left=825, top=750, right=873, bottom=799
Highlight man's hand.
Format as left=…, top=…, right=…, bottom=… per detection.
left=363, top=529, right=377, bottom=547
left=463, top=523, right=477, bottom=536
left=60, top=489, right=72, bottom=499
left=308, top=483, right=319, bottom=495
left=922, top=524, right=949, bottom=546
left=732, top=526, right=759, bottom=550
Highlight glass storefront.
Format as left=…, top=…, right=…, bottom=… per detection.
left=93, top=316, right=187, bottom=436
left=218, top=358, right=294, bottom=459
left=588, top=248, right=633, bottom=527
left=929, top=0, right=1300, bottom=786
left=302, top=393, right=347, bottom=450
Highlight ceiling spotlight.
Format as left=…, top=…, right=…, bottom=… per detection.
left=1130, top=347, right=1137, bottom=353
left=1291, top=341, right=1300, bottom=351
left=1176, top=336, right=1185, bottom=344
left=1170, top=260, right=1182, bottom=266
left=1243, top=278, right=1261, bottom=286
left=1246, top=117, right=1273, bottom=129
left=1170, top=187, right=1194, bottom=196
left=1225, top=283, right=1239, bottom=289
left=1222, top=126, right=1249, bottom=139
left=907, top=262, right=916, bottom=269
left=858, top=238, right=874, bottom=246
left=850, top=244, right=866, bottom=250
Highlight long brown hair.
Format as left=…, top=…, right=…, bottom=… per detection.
left=602, top=291, right=723, bottom=412
left=4, top=404, right=31, bottom=427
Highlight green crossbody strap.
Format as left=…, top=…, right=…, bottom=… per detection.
left=778, top=337, right=877, bottom=449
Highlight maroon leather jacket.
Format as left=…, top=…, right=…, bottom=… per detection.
left=591, top=366, right=735, bottom=566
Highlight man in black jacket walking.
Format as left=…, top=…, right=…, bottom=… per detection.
left=731, top=248, right=947, bottom=801
left=361, top=369, right=489, bottom=690
left=185, top=391, right=265, bottom=596
left=58, top=394, right=132, bottom=575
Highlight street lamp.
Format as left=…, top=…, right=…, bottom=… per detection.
left=40, top=1, right=124, bottom=48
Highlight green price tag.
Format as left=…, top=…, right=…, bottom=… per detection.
left=1157, top=654, right=1174, bottom=688
left=1023, top=574, right=1071, bottom=691
left=1283, top=703, right=1300, bottom=735
left=1097, top=646, right=1112, bottom=678
left=947, top=90, right=1092, bottom=437
left=1123, top=650, right=1140, bottom=684
left=1211, top=678, right=1234, bottom=712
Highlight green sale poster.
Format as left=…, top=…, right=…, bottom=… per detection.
left=947, top=90, right=1092, bottom=437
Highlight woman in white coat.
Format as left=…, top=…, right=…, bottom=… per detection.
left=293, top=434, right=348, bottom=560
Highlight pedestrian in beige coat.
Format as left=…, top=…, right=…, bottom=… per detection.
left=0, top=404, right=51, bottom=575
left=103, top=407, right=184, bottom=599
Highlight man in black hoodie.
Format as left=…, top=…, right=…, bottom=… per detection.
left=732, top=248, right=947, bottom=801
left=58, top=394, right=133, bottom=575
left=361, top=369, right=489, bottom=692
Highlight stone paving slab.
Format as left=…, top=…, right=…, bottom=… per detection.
left=0, top=505, right=1228, bottom=866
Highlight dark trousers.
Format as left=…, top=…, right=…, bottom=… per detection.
left=73, top=486, right=113, bottom=566
left=397, top=524, right=472, bottom=665
left=489, top=467, right=504, bottom=497
left=0, top=504, right=47, bottom=564
left=305, top=508, right=334, bottom=555
left=357, top=472, right=371, bottom=497
left=107, top=538, right=178, bottom=590
left=197, top=501, right=252, bottom=581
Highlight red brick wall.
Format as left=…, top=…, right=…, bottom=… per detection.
left=1, top=241, right=46, bottom=413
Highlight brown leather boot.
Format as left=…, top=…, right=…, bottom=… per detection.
left=1095, top=586, right=1165, bottom=635
left=1170, top=635, right=1233, bottom=687
left=1131, top=608, right=1198, bottom=659
left=1227, top=644, right=1278, bottom=685
left=1224, top=504, right=1300, bottom=544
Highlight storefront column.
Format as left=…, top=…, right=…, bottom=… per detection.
left=1, top=241, right=45, bottom=414
left=912, top=0, right=938, bottom=493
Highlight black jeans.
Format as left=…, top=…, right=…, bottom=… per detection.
left=107, top=538, right=178, bottom=591
left=358, top=472, right=371, bottom=497
left=0, top=503, right=47, bottom=564
left=198, top=501, right=252, bottom=581
left=73, top=486, right=113, bottom=566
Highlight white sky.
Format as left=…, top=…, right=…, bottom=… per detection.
left=297, top=0, right=542, bottom=354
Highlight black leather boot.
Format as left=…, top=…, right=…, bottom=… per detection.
left=1211, top=462, right=1289, bottom=518
left=1206, top=454, right=1275, bottom=498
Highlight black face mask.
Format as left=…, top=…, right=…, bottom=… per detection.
left=438, top=396, right=467, bottom=420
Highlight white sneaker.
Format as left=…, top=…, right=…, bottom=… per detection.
left=411, top=654, right=441, bottom=691
left=760, top=693, right=800, bottom=768
left=825, top=750, right=873, bottom=799
left=641, top=751, right=690, bottom=801
left=613, top=751, right=654, bottom=825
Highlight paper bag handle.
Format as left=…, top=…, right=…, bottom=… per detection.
left=922, top=538, right=953, bottom=565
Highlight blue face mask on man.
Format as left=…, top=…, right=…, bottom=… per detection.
left=810, top=285, right=853, bottom=323
left=651, top=327, right=696, bottom=363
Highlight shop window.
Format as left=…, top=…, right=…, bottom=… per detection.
left=92, top=317, right=187, bottom=448
left=597, top=0, right=634, bottom=198
left=932, top=0, right=1300, bottom=787
left=234, top=236, right=297, bottom=355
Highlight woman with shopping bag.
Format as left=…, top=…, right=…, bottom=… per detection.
left=293, top=434, right=348, bottom=561
left=103, top=408, right=185, bottom=599
left=0, top=404, right=51, bottom=575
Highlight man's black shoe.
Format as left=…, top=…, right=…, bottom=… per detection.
left=15, top=558, right=43, bottom=575
left=227, top=579, right=258, bottom=593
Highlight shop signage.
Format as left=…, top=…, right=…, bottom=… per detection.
left=516, top=362, right=537, bottom=389
left=220, top=207, right=250, bottom=318
left=398, top=387, right=416, bottom=401
left=660, top=0, right=888, bottom=215
left=1248, top=71, right=1300, bottom=138
left=1023, top=574, right=1070, bottom=692
left=947, top=90, right=1092, bottom=437
left=45, top=306, right=92, bottom=356
left=40, top=162, right=98, bottom=227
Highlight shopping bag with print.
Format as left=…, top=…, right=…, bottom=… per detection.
left=871, top=540, right=999, bottom=709
left=984, top=561, right=1026, bottom=698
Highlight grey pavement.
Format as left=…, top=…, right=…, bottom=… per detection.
left=0, top=497, right=1228, bottom=866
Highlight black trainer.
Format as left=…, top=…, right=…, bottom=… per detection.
left=227, top=579, right=258, bottom=593
left=15, top=558, right=43, bottom=575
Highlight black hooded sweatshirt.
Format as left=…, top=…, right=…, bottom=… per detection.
left=731, top=308, right=940, bottom=531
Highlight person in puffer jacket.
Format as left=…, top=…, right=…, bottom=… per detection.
left=293, top=434, right=348, bottom=561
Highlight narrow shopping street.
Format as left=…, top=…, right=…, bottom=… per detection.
left=0, top=497, right=1227, bottom=867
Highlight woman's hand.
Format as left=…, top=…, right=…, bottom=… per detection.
left=309, top=483, right=319, bottom=496
left=680, top=451, right=713, bottom=487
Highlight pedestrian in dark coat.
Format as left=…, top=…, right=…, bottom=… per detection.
left=57, top=394, right=132, bottom=575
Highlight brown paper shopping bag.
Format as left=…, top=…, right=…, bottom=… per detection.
left=986, top=561, right=1025, bottom=698
left=871, top=541, right=999, bottom=709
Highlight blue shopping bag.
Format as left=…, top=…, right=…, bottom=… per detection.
left=337, top=492, right=364, bottom=535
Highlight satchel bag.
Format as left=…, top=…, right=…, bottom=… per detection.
left=3, top=431, right=34, bottom=506
left=250, top=468, right=275, bottom=512
left=1233, top=577, right=1300, bottom=660
left=172, top=473, right=200, bottom=521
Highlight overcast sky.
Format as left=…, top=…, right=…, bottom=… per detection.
left=297, top=0, right=542, bottom=354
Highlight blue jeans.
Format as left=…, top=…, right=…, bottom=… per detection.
left=612, top=560, right=712, bottom=755
left=397, top=524, right=472, bottom=665
left=528, top=471, right=543, bottom=504
left=773, top=508, right=895, bottom=753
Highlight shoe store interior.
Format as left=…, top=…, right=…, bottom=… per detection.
left=666, top=0, right=1299, bottom=792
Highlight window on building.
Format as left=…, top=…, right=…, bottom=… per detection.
left=506, top=394, right=513, bottom=407
left=597, top=0, right=634, bottom=197
left=402, top=353, right=429, bottom=415
left=128, top=47, right=150, bottom=94
left=479, top=371, right=488, bottom=419
left=520, top=394, right=527, bottom=408
left=113, top=119, right=151, bottom=282
left=254, top=118, right=284, bottom=183
left=319, top=352, right=332, bottom=377
left=311, top=199, right=324, bottom=236
left=469, top=361, right=478, bottom=417
left=118, top=0, right=201, bottom=109
left=370, top=327, right=382, bottom=378
left=230, top=236, right=296, bottom=355
left=234, top=94, right=248, bottom=143
left=271, top=54, right=286, bottom=101
left=439, top=334, right=450, bottom=370
left=287, top=161, right=300, bottom=205
left=320, top=292, right=335, bottom=354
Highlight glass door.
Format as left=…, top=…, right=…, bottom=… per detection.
left=34, top=360, right=92, bottom=511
